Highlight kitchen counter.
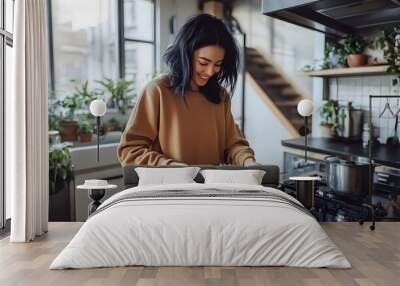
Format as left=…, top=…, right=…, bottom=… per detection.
left=282, top=137, right=400, bottom=169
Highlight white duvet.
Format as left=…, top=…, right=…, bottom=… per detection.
left=50, top=183, right=351, bottom=269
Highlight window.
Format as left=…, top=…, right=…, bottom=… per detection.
left=121, top=0, right=155, bottom=92
left=48, top=0, right=156, bottom=147
left=1, top=0, right=14, bottom=230
left=50, top=0, right=119, bottom=95
left=48, top=0, right=120, bottom=148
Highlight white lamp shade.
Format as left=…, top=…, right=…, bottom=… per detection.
left=297, top=99, right=314, bottom=117
left=89, top=99, right=107, bottom=117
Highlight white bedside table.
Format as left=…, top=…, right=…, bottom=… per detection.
left=77, top=180, right=117, bottom=216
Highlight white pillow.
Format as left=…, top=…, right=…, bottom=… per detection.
left=200, top=169, right=266, bottom=185
left=135, top=167, right=200, bottom=186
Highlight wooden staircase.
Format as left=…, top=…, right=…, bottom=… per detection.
left=245, top=47, right=311, bottom=136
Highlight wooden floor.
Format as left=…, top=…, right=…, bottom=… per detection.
left=0, top=222, right=399, bottom=286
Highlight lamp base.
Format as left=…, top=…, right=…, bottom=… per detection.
left=296, top=180, right=315, bottom=210
left=88, top=188, right=105, bottom=216
left=289, top=176, right=320, bottom=210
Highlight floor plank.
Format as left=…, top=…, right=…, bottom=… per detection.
left=0, top=222, right=399, bottom=286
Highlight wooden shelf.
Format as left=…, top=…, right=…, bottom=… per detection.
left=300, top=65, right=390, bottom=77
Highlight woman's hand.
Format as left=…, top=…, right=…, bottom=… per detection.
left=169, top=161, right=188, bottom=166
left=243, top=158, right=261, bottom=167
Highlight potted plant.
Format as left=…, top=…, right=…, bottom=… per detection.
left=59, top=80, right=98, bottom=142
left=78, top=121, right=94, bottom=143
left=323, top=40, right=346, bottom=69
left=97, top=78, right=135, bottom=115
left=103, top=117, right=121, bottom=133
left=377, top=25, right=400, bottom=76
left=320, top=99, right=339, bottom=137
left=48, top=90, right=61, bottom=131
left=342, top=35, right=368, bottom=67
left=49, top=143, right=74, bottom=221
left=58, top=94, right=80, bottom=142
left=48, top=91, right=62, bottom=144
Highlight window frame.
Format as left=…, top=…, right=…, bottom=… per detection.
left=47, top=0, right=157, bottom=94
left=118, top=0, right=156, bottom=79
left=0, top=0, right=14, bottom=231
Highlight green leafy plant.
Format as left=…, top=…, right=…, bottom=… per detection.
left=60, top=80, right=99, bottom=120
left=48, top=90, right=62, bottom=131
left=108, top=117, right=120, bottom=127
left=320, top=99, right=340, bottom=135
left=341, top=35, right=368, bottom=55
left=103, top=117, right=122, bottom=132
left=377, top=25, right=400, bottom=75
left=49, top=110, right=61, bottom=131
left=323, top=40, right=346, bottom=69
left=78, top=121, right=93, bottom=135
left=97, top=78, right=135, bottom=115
left=49, top=143, right=73, bottom=194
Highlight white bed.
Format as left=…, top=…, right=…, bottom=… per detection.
left=50, top=183, right=351, bottom=269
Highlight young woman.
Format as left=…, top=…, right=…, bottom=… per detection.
left=117, top=14, right=258, bottom=166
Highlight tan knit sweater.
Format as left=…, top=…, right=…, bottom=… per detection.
left=117, top=75, right=255, bottom=166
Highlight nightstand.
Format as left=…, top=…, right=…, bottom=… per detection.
left=77, top=180, right=117, bottom=216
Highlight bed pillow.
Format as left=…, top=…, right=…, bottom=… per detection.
left=200, top=169, right=266, bottom=185
left=135, top=167, right=201, bottom=186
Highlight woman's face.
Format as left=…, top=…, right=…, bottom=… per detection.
left=192, top=45, right=225, bottom=88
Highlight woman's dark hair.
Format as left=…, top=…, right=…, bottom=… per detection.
left=163, top=14, right=239, bottom=104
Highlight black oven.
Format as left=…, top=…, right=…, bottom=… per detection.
left=373, top=166, right=400, bottom=219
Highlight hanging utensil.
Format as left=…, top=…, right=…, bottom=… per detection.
left=379, top=98, right=395, bottom=118
left=394, top=106, right=400, bottom=118
left=388, top=98, right=400, bottom=146
left=387, top=115, right=399, bottom=146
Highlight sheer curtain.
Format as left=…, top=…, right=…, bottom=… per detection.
left=7, top=0, right=49, bottom=242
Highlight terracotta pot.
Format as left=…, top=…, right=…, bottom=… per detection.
left=59, top=120, right=78, bottom=142
left=347, top=54, right=367, bottom=67
left=103, top=123, right=119, bottom=132
left=320, top=124, right=333, bottom=138
left=79, top=134, right=92, bottom=143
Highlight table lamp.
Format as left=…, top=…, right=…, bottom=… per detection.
left=89, top=99, right=107, bottom=162
left=289, top=99, right=319, bottom=211
left=297, top=99, right=314, bottom=163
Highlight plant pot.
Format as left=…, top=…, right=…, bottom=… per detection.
left=48, top=130, right=61, bottom=145
left=103, top=123, right=119, bottom=132
left=79, top=133, right=92, bottom=143
left=320, top=124, right=333, bottom=138
left=347, top=54, right=367, bottom=67
left=59, top=120, right=78, bottom=142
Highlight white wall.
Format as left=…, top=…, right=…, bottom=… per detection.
left=311, top=33, right=325, bottom=138
left=232, top=0, right=316, bottom=97
left=231, top=0, right=319, bottom=169
left=244, top=81, right=293, bottom=170
left=156, top=0, right=198, bottom=73
left=232, top=0, right=273, bottom=53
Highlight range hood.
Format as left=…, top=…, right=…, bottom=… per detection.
left=262, top=0, right=400, bottom=37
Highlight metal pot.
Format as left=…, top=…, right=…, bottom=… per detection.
left=335, top=102, right=363, bottom=141
left=325, top=156, right=373, bottom=197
